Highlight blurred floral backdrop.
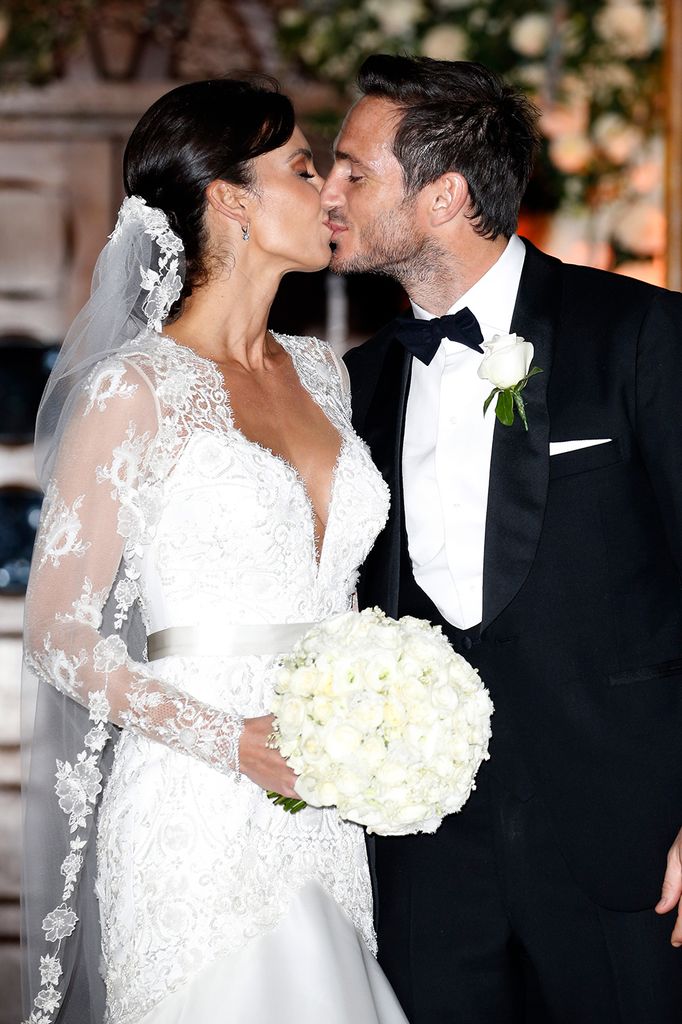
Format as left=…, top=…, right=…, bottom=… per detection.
left=277, top=0, right=666, bottom=283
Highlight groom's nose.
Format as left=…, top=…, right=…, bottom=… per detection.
left=320, top=170, right=344, bottom=212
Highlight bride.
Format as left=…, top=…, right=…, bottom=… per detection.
left=21, top=77, right=407, bottom=1024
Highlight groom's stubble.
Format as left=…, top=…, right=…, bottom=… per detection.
left=329, top=196, right=450, bottom=291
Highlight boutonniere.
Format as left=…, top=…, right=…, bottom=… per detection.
left=478, top=333, right=543, bottom=431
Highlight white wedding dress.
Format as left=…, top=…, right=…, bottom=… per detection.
left=23, top=330, right=408, bottom=1024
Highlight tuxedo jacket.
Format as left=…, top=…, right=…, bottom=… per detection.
left=345, top=239, right=682, bottom=912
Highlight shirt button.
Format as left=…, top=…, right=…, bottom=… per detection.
left=462, top=635, right=473, bottom=651
left=449, top=416, right=457, bottom=425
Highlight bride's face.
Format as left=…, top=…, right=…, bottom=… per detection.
left=249, top=126, right=332, bottom=273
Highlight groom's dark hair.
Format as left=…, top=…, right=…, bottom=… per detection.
left=357, top=55, right=540, bottom=240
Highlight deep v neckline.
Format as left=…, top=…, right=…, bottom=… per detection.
left=162, top=331, right=346, bottom=570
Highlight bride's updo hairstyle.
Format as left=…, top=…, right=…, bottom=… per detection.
left=123, top=77, right=295, bottom=316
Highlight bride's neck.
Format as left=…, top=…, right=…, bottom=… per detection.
left=164, top=262, right=282, bottom=370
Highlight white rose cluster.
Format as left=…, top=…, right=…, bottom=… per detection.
left=271, top=608, right=493, bottom=836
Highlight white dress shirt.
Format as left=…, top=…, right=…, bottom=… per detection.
left=402, top=234, right=526, bottom=629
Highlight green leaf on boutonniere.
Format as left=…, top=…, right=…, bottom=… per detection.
left=512, top=389, right=528, bottom=431
left=483, top=365, right=543, bottom=431
left=495, top=390, right=515, bottom=426
left=483, top=388, right=499, bottom=417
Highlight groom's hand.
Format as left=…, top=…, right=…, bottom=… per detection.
left=656, top=825, right=682, bottom=946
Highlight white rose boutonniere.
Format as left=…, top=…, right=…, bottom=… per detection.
left=478, top=333, right=543, bottom=430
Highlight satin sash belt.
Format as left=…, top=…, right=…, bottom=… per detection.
left=146, top=621, right=318, bottom=661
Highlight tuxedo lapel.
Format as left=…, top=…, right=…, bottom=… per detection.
left=358, top=333, right=412, bottom=618
left=481, top=241, right=561, bottom=631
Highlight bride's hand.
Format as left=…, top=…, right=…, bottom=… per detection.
left=239, top=714, right=299, bottom=797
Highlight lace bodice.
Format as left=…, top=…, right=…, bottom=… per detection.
left=22, top=329, right=390, bottom=1024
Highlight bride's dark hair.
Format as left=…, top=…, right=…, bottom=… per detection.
left=123, top=77, right=295, bottom=316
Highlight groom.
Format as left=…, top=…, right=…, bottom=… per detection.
left=321, top=55, right=682, bottom=1023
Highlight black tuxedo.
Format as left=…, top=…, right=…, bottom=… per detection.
left=345, top=240, right=682, bottom=1023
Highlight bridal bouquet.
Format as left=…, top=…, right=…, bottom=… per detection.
left=269, top=608, right=493, bottom=836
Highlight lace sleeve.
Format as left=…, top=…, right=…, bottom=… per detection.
left=24, top=356, right=243, bottom=777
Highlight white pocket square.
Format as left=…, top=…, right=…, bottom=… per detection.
left=549, top=438, right=612, bottom=456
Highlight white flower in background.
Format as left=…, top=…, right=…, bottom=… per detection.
left=549, top=134, right=593, bottom=174
left=279, top=7, right=305, bottom=28
left=595, top=0, right=653, bottom=59
left=612, top=202, right=666, bottom=257
left=366, top=0, right=423, bottom=36
left=509, top=13, right=550, bottom=57
left=42, top=906, right=78, bottom=943
left=420, top=24, right=468, bottom=60
left=585, top=61, right=636, bottom=99
left=271, top=608, right=493, bottom=836
left=518, top=62, right=547, bottom=89
left=592, top=113, right=643, bottom=165
left=435, top=0, right=472, bottom=9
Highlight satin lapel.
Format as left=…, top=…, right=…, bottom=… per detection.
left=481, top=241, right=561, bottom=632
left=360, top=336, right=412, bottom=618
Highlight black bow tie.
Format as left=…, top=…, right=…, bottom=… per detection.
left=393, top=307, right=484, bottom=365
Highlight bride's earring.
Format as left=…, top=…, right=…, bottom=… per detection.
left=241, top=222, right=250, bottom=242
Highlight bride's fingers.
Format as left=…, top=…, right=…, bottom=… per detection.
left=238, top=714, right=299, bottom=795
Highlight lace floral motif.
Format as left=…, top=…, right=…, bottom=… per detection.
left=23, top=329, right=390, bottom=1024
left=109, top=196, right=185, bottom=332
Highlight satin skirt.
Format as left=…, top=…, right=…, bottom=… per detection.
left=138, top=880, right=408, bottom=1024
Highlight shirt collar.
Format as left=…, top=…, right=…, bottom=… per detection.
left=409, top=234, right=526, bottom=338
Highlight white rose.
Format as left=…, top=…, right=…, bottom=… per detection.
left=361, top=734, right=388, bottom=770
left=349, top=694, right=385, bottom=732
left=592, top=113, right=642, bottom=166
left=311, top=694, right=335, bottom=725
left=316, top=779, right=339, bottom=806
left=288, top=666, right=318, bottom=697
left=278, top=696, right=306, bottom=735
left=595, top=0, right=653, bottom=58
left=420, top=25, right=468, bottom=61
left=509, top=13, right=550, bottom=57
left=325, top=723, right=362, bottom=761
left=367, top=0, right=423, bottom=36
left=477, top=334, right=534, bottom=390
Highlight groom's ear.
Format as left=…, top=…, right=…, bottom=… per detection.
left=426, top=172, right=469, bottom=228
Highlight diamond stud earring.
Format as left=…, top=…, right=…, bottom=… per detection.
left=241, top=223, right=250, bottom=242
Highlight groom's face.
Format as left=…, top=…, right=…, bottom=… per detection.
left=321, top=97, right=427, bottom=278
